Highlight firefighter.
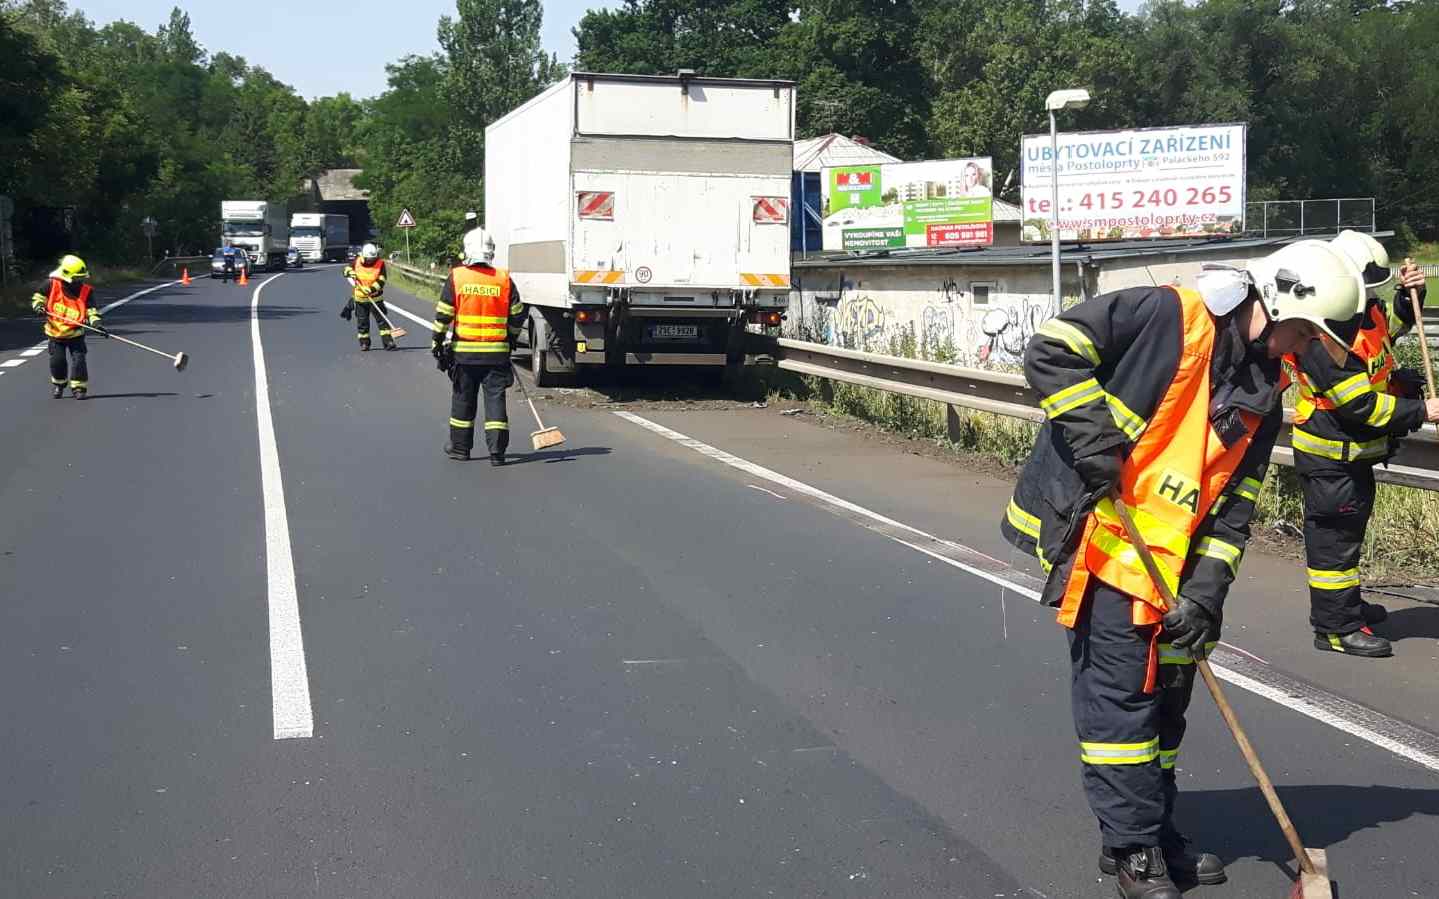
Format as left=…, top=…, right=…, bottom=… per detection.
left=432, top=228, right=526, bottom=464
left=342, top=243, right=394, bottom=351
left=1286, top=231, right=1439, bottom=658
left=31, top=254, right=101, bottom=400
left=1000, top=242, right=1364, bottom=898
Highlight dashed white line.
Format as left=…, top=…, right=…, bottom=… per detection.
left=4, top=280, right=181, bottom=373
left=1, top=359, right=25, bottom=368
left=19, top=348, right=43, bottom=358
left=250, top=273, right=314, bottom=740
left=613, top=410, right=1439, bottom=774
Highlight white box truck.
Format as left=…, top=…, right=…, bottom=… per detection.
left=485, top=71, right=794, bottom=385
left=221, top=201, right=289, bottom=271
left=289, top=213, right=349, bottom=262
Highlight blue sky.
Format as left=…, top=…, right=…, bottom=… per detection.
left=70, top=0, right=621, bottom=100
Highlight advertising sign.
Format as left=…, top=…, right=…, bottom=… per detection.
left=1020, top=123, right=1245, bottom=242
left=822, top=158, right=994, bottom=252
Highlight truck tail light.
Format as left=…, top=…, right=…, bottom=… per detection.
left=749, top=310, right=784, bottom=327
left=574, top=308, right=607, bottom=325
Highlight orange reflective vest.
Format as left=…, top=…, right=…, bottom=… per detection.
left=451, top=266, right=513, bottom=356
left=1287, top=302, right=1395, bottom=425
left=1058, top=287, right=1260, bottom=690
left=44, top=279, right=92, bottom=339
left=351, top=258, right=385, bottom=301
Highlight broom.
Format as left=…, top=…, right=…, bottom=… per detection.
left=347, top=278, right=407, bottom=338
left=1110, top=496, right=1332, bottom=899
left=513, top=364, right=565, bottom=450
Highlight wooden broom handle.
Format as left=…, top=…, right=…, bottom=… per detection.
left=1109, top=497, right=1315, bottom=874
left=1403, top=258, right=1437, bottom=400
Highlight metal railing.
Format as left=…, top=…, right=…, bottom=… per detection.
left=748, top=335, right=1439, bottom=491
left=390, top=260, right=445, bottom=287
left=1242, top=199, right=1376, bottom=238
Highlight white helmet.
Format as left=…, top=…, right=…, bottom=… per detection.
left=462, top=228, right=496, bottom=265
left=361, top=242, right=379, bottom=262
left=1330, top=229, right=1392, bottom=292
left=1245, top=240, right=1365, bottom=347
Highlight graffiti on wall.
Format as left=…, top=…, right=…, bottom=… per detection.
left=971, top=300, right=1048, bottom=364
left=836, top=295, right=888, bottom=345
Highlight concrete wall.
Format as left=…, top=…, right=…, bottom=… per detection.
left=790, top=262, right=1084, bottom=367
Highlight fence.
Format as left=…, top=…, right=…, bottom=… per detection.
left=1243, top=199, right=1376, bottom=238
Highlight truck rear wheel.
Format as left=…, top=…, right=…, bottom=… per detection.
left=530, top=314, right=561, bottom=388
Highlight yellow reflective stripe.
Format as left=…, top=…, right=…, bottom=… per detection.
left=1090, top=527, right=1181, bottom=596
left=1195, top=536, right=1242, bottom=575
left=1325, top=372, right=1371, bottom=406
left=1308, top=567, right=1360, bottom=590
left=1041, top=377, right=1105, bottom=419
left=1037, top=319, right=1100, bottom=366
left=1094, top=498, right=1189, bottom=560
left=1079, top=738, right=1160, bottom=765
left=1326, top=633, right=1346, bottom=652
left=1235, top=477, right=1262, bottom=502
left=1006, top=499, right=1041, bottom=540
left=435, top=302, right=455, bottom=315
left=449, top=418, right=474, bottom=429
left=1158, top=641, right=1218, bottom=665
left=1353, top=437, right=1388, bottom=459
left=457, top=314, right=508, bottom=324
left=1159, top=748, right=1179, bottom=770
left=484, top=421, right=509, bottom=431
left=431, top=321, right=447, bottom=333
left=1291, top=429, right=1345, bottom=460
left=1106, top=393, right=1147, bottom=441
left=68, top=380, right=87, bottom=388
left=1366, top=393, right=1396, bottom=428
left=454, top=343, right=511, bottom=353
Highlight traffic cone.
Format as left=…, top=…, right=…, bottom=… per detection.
left=238, top=267, right=248, bottom=286
left=180, top=267, right=190, bottom=286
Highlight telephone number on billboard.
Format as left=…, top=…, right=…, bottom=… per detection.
left=1071, top=185, right=1234, bottom=211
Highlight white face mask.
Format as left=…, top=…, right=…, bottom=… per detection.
left=1196, top=266, right=1251, bottom=316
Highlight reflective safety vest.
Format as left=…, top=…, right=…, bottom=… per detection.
left=1288, top=302, right=1396, bottom=425
left=451, top=265, right=513, bottom=357
left=351, top=258, right=385, bottom=301
left=44, top=279, right=92, bottom=339
left=1059, top=287, right=1260, bottom=688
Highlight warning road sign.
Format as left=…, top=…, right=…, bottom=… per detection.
left=396, top=208, right=417, bottom=229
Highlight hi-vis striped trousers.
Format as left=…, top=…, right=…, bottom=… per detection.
left=1069, top=580, right=1200, bottom=848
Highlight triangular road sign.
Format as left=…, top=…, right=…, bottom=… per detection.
left=396, top=208, right=417, bottom=228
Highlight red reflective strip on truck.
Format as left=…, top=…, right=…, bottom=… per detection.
left=752, top=197, right=789, bottom=224
left=577, top=192, right=614, bottom=220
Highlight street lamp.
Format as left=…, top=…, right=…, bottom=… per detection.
left=1046, top=88, right=1090, bottom=314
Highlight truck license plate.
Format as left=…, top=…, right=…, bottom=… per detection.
left=651, top=324, right=698, bottom=340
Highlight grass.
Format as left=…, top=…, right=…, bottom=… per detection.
left=388, top=267, right=442, bottom=303
left=762, top=349, right=1439, bottom=582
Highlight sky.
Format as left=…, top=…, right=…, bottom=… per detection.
left=69, top=0, right=622, bottom=100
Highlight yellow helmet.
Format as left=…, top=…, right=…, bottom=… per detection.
left=51, top=254, right=89, bottom=283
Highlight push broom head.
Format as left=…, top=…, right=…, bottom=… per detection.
left=173, top=352, right=189, bottom=371
left=1291, top=848, right=1332, bottom=899
left=531, top=426, right=565, bottom=451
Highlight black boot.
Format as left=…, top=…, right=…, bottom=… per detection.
left=51, top=384, right=65, bottom=399
left=1360, top=602, right=1388, bottom=625
left=1315, top=628, right=1392, bottom=657
left=72, top=387, right=87, bottom=400
left=383, top=337, right=397, bottom=351
left=1114, top=847, right=1181, bottom=899
left=1105, top=834, right=1226, bottom=886
left=490, top=454, right=506, bottom=467
left=444, top=444, right=469, bottom=462
left=359, top=339, right=371, bottom=352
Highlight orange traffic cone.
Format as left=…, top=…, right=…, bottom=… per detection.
left=238, top=267, right=249, bottom=286
left=180, top=267, right=191, bottom=285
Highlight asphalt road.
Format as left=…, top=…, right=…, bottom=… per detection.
left=0, top=269, right=1435, bottom=898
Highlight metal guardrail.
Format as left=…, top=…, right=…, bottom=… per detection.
left=390, top=260, right=445, bottom=287
left=750, top=335, right=1439, bottom=491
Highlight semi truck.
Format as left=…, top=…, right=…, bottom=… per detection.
left=485, top=71, right=794, bottom=386
left=289, top=213, right=349, bottom=262
left=220, top=201, right=289, bottom=271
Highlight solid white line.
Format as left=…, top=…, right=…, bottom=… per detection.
left=1, top=359, right=25, bottom=368
left=613, top=410, right=1439, bottom=774
left=251, top=273, right=314, bottom=740
left=380, top=296, right=433, bottom=329
left=100, top=279, right=181, bottom=315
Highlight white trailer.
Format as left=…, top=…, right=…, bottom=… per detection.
left=485, top=72, right=794, bottom=385
left=289, top=213, right=349, bottom=262
left=221, top=201, right=289, bottom=271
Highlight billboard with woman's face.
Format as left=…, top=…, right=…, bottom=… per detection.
left=821, top=157, right=994, bottom=252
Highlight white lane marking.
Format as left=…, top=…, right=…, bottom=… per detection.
left=4, top=281, right=181, bottom=372
left=19, top=348, right=43, bottom=358
left=378, top=296, right=433, bottom=329
left=614, top=410, right=1439, bottom=774
left=250, top=273, right=314, bottom=740
left=1, top=359, right=25, bottom=368
left=747, top=484, right=787, bottom=500
left=100, top=279, right=180, bottom=315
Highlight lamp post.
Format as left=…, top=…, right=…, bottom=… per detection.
left=1045, top=88, right=1091, bottom=314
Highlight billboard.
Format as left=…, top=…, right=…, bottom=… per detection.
left=1020, top=124, right=1245, bottom=242
left=822, top=158, right=994, bottom=252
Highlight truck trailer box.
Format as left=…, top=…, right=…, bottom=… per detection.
left=485, top=72, right=794, bottom=384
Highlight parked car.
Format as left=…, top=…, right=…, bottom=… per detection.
left=210, top=246, right=249, bottom=281
left=286, top=246, right=304, bottom=269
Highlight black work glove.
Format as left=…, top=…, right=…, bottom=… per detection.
left=431, top=335, right=445, bottom=359
left=339, top=300, right=353, bottom=321
left=1162, top=597, right=1221, bottom=656
left=1075, top=450, right=1124, bottom=496
left=1392, top=368, right=1426, bottom=400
